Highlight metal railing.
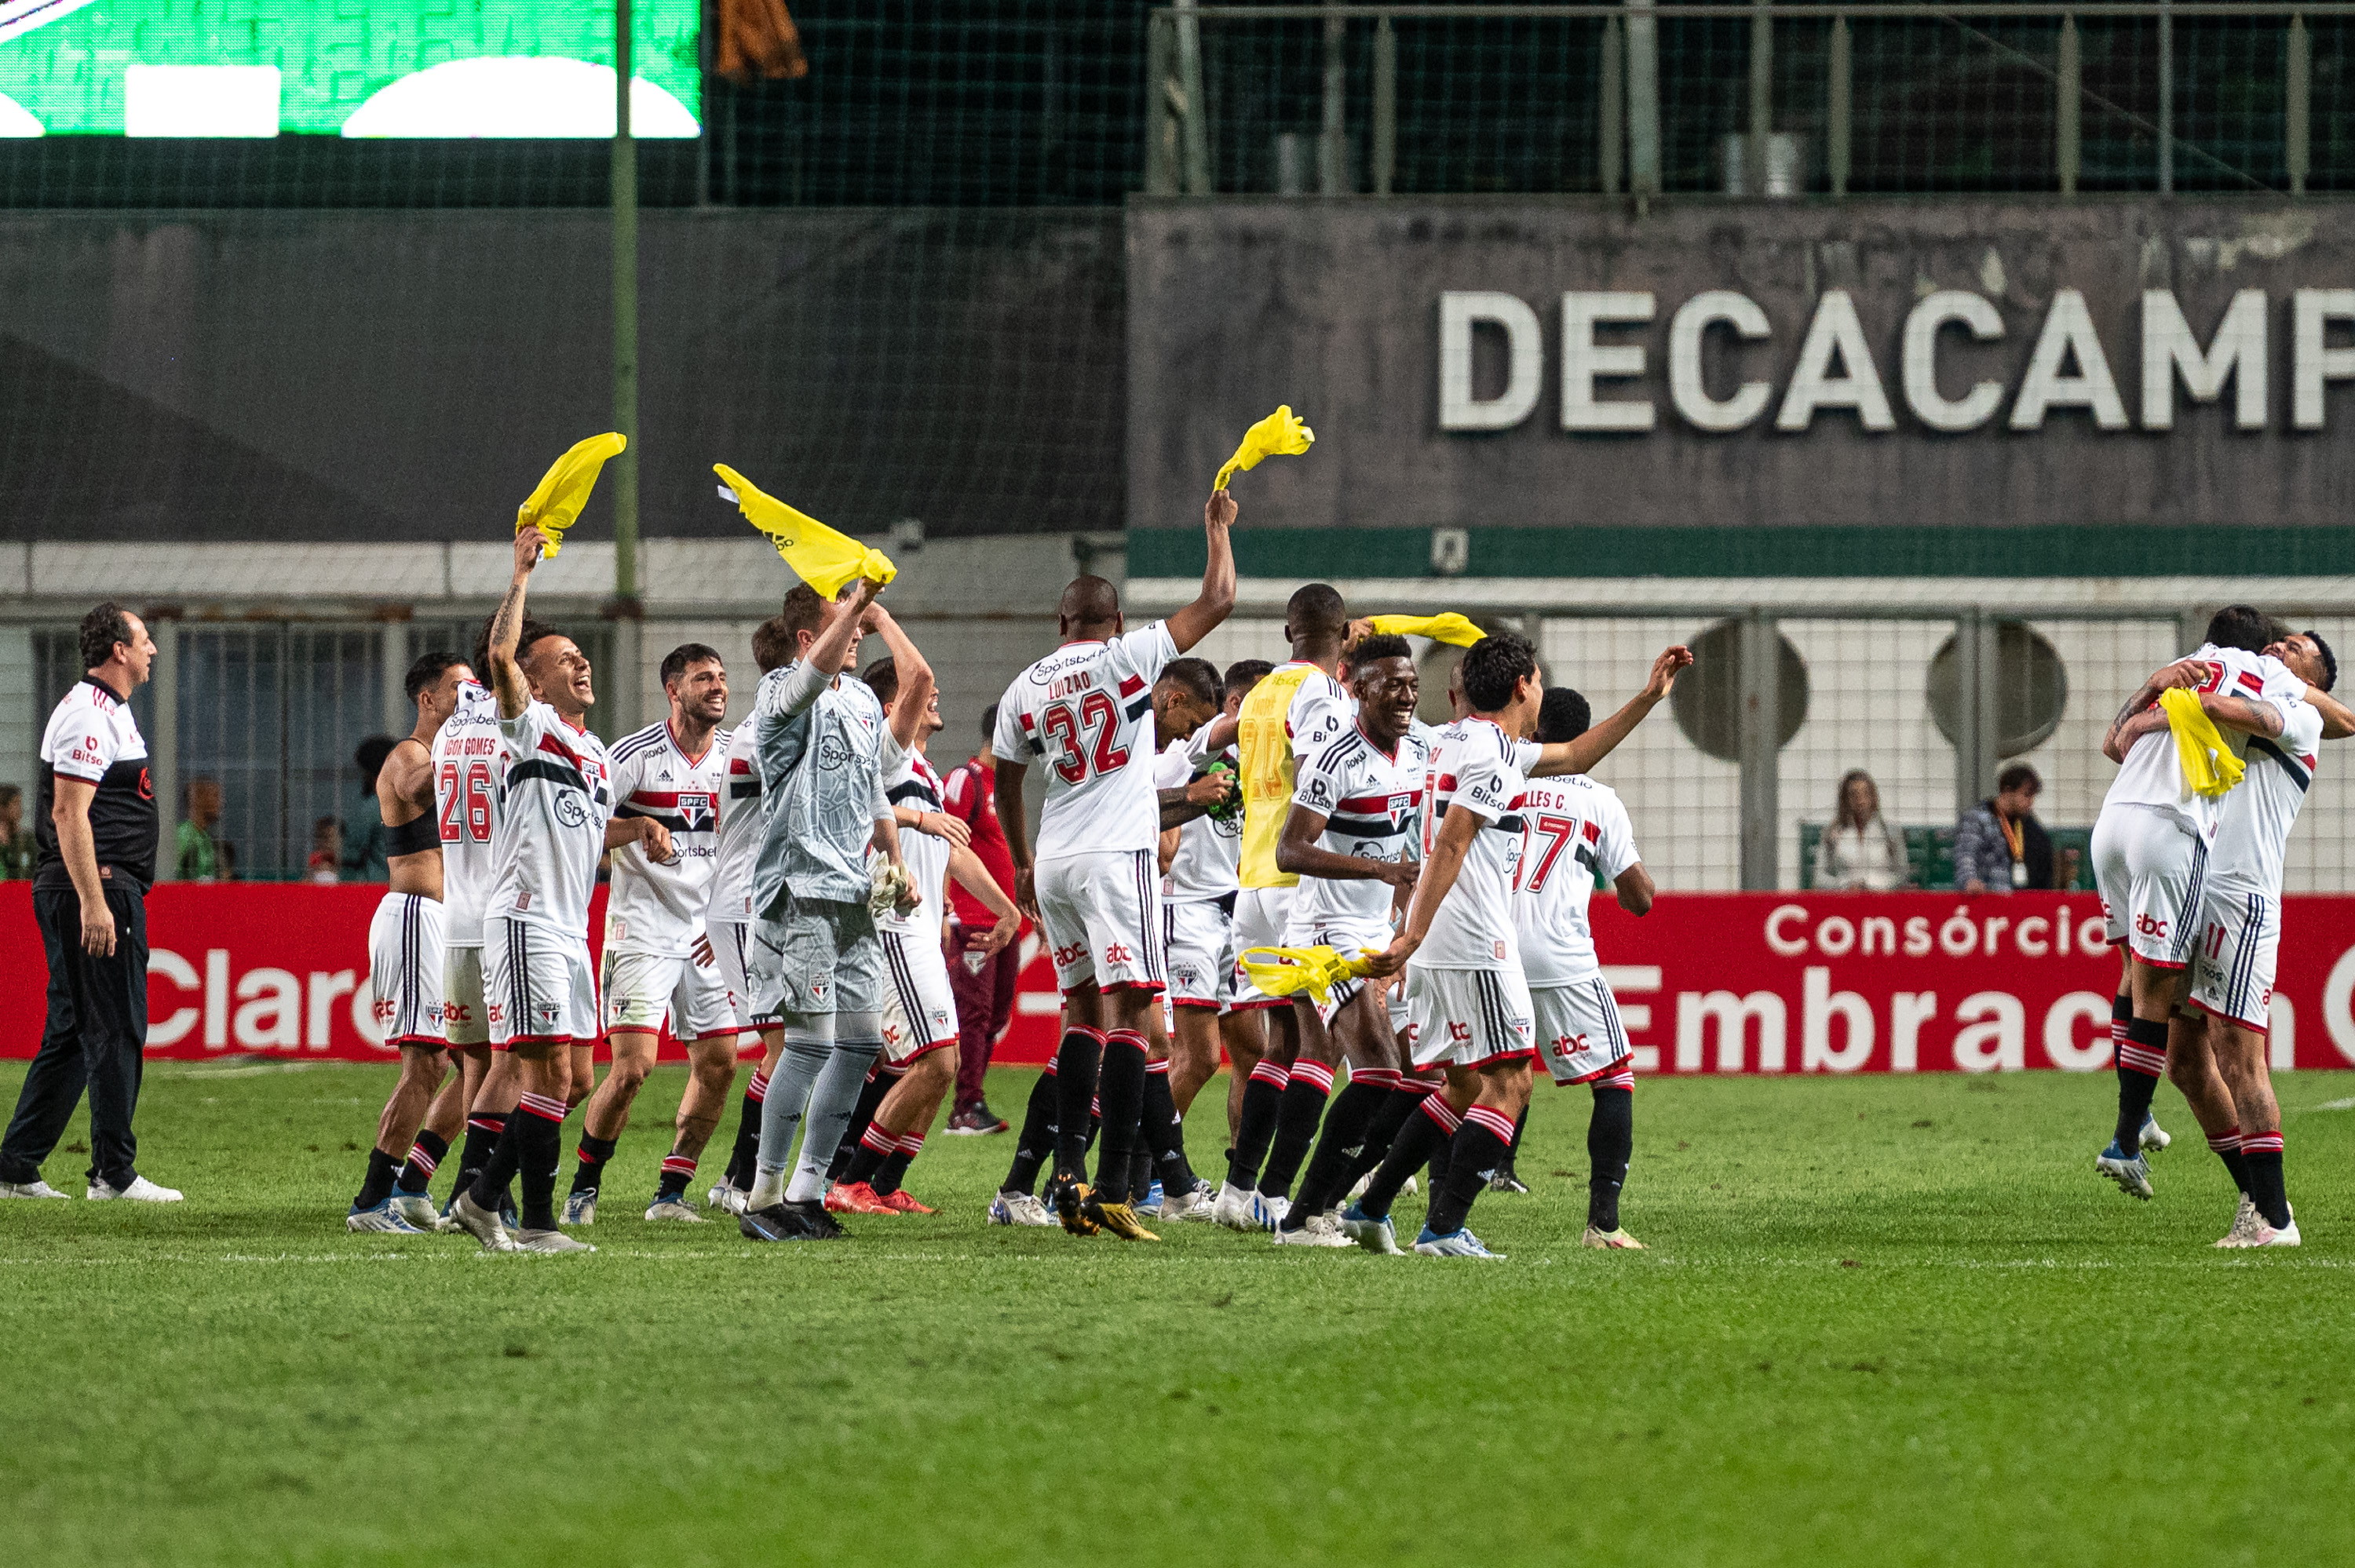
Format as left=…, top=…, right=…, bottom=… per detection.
left=1145, top=2, right=2355, bottom=198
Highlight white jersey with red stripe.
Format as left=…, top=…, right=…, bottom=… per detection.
left=1415, top=717, right=1529, bottom=969
left=603, top=720, right=729, bottom=958
left=1513, top=774, right=1639, bottom=987
left=880, top=746, right=951, bottom=936
left=1154, top=731, right=1242, bottom=903
left=2103, top=644, right=2304, bottom=843
left=704, top=722, right=764, bottom=926
left=2206, top=695, right=2324, bottom=901
left=1289, top=722, right=1428, bottom=936
left=433, top=679, right=506, bottom=948
left=993, top=623, right=1178, bottom=860
left=486, top=701, right=613, bottom=939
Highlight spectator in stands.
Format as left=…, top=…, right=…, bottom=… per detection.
left=342, top=735, right=397, bottom=882
left=1955, top=764, right=2054, bottom=893
left=0, top=785, right=35, bottom=880
left=175, top=777, right=225, bottom=882
left=1815, top=770, right=1910, bottom=890
left=307, top=817, right=343, bottom=884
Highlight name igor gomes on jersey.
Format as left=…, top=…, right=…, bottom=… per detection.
left=604, top=720, right=730, bottom=957
left=994, top=623, right=1176, bottom=859
left=434, top=680, right=506, bottom=947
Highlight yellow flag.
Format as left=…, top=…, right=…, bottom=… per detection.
left=2160, top=687, right=2245, bottom=798
left=516, top=432, right=625, bottom=556
left=1238, top=945, right=1380, bottom=1005
left=1369, top=613, right=1484, bottom=648
left=714, top=464, right=897, bottom=596
left=1214, top=404, right=1315, bottom=491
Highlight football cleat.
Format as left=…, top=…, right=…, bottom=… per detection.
left=1412, top=1226, right=1504, bottom=1260
left=87, top=1176, right=182, bottom=1203
left=1272, top=1212, right=1353, bottom=1248
left=1082, top=1194, right=1160, bottom=1242
left=513, top=1227, right=596, bottom=1254
left=644, top=1196, right=705, bottom=1223
left=707, top=1182, right=749, bottom=1216
left=2220, top=1213, right=2302, bottom=1249
left=386, top=1193, right=440, bottom=1231
left=2214, top=1194, right=2261, bottom=1248
left=827, top=1181, right=897, bottom=1216
left=345, top=1198, right=425, bottom=1234
left=875, top=1188, right=934, bottom=1215
left=1254, top=1192, right=1291, bottom=1232
left=796, top=1199, right=846, bottom=1240
left=450, top=1190, right=517, bottom=1253
left=2138, top=1111, right=2171, bottom=1154
left=1163, top=1179, right=1218, bottom=1222
left=2095, top=1141, right=2153, bottom=1200
left=1048, top=1175, right=1097, bottom=1236
left=1137, top=1180, right=1165, bottom=1218
left=739, top=1203, right=815, bottom=1242
left=946, top=1103, right=1010, bottom=1136
left=1341, top=1202, right=1401, bottom=1255
left=988, top=1191, right=1053, bottom=1227
left=0, top=1180, right=70, bottom=1199
left=1582, top=1225, right=1647, bottom=1249
left=1488, top=1168, right=1531, bottom=1194
left=562, top=1191, right=597, bottom=1227
left=1210, top=1181, right=1258, bottom=1232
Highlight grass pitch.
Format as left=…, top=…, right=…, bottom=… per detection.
left=4, top=1061, right=2353, bottom=1567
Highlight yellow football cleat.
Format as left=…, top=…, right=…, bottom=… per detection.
left=1083, top=1195, right=1162, bottom=1242
left=1046, top=1175, right=1097, bottom=1237
left=1582, top=1226, right=1646, bottom=1250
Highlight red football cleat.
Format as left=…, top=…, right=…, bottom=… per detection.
left=826, top=1181, right=896, bottom=1216
left=876, top=1188, right=935, bottom=1215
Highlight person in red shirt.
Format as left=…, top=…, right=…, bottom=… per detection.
left=941, top=705, right=1024, bottom=1132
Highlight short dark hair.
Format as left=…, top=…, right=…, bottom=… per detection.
left=1537, top=687, right=1591, bottom=745
left=0, top=783, right=21, bottom=810
left=1997, top=763, right=2041, bottom=794
left=1345, top=633, right=1412, bottom=673
left=1286, top=583, right=1347, bottom=640
left=980, top=702, right=999, bottom=741
left=779, top=583, right=831, bottom=647
left=516, top=623, right=570, bottom=669
left=2203, top=604, right=2273, bottom=655
left=403, top=651, right=465, bottom=703
left=751, top=615, right=794, bottom=675
left=79, top=602, right=136, bottom=670
left=861, top=655, right=900, bottom=707
left=473, top=615, right=557, bottom=678
left=1224, top=658, right=1275, bottom=701
left=660, top=642, right=724, bottom=689
left=1157, top=657, right=1220, bottom=709
left=1460, top=630, right=1539, bottom=713
left=354, top=735, right=397, bottom=785
left=2302, top=629, right=2339, bottom=692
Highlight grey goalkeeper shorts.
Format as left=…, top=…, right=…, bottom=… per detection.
left=751, top=892, right=883, bottom=1019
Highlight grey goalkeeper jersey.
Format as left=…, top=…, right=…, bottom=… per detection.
left=751, top=660, right=892, bottom=913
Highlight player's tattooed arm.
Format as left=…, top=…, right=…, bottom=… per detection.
left=1527, top=644, right=1694, bottom=778
left=865, top=603, right=936, bottom=751
left=2200, top=692, right=2286, bottom=738
left=1159, top=770, right=1232, bottom=830
left=1164, top=488, right=1239, bottom=654
left=2104, top=658, right=2211, bottom=760
left=992, top=760, right=1039, bottom=920
left=488, top=527, right=547, bottom=720
left=2105, top=707, right=2171, bottom=762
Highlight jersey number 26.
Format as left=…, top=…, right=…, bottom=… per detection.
left=438, top=760, right=494, bottom=844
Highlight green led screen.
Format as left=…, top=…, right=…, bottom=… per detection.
left=0, top=1, right=701, bottom=137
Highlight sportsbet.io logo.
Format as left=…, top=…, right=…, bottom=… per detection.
left=554, top=789, right=590, bottom=827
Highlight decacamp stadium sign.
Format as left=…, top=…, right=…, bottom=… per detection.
left=1126, top=200, right=2355, bottom=534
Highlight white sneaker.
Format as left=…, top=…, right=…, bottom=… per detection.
left=561, top=1191, right=596, bottom=1227
left=1583, top=1225, right=1647, bottom=1249
left=644, top=1197, right=705, bottom=1223
left=513, top=1227, right=597, bottom=1254
left=1412, top=1226, right=1504, bottom=1260
left=451, top=1189, right=517, bottom=1253
left=707, top=1182, right=748, bottom=1216
left=2214, top=1194, right=2261, bottom=1249
left=87, top=1176, right=182, bottom=1203
left=0, top=1180, right=70, bottom=1199
left=1272, top=1212, right=1353, bottom=1248
left=988, top=1191, right=1053, bottom=1227
left=2138, top=1111, right=2171, bottom=1153
left=1160, top=1180, right=1218, bottom=1221
left=1254, top=1193, right=1291, bottom=1232
left=386, top=1193, right=440, bottom=1231
left=2220, top=1202, right=2299, bottom=1249
left=1210, top=1181, right=1258, bottom=1232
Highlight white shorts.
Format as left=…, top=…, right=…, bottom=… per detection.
left=1228, top=885, right=1297, bottom=1012
left=482, top=914, right=599, bottom=1048
left=2189, top=886, right=2278, bottom=1034
left=443, top=945, right=489, bottom=1047
left=1532, top=976, right=1633, bottom=1085
left=1406, top=963, right=1536, bottom=1070
left=601, top=946, right=740, bottom=1043
left=1163, top=896, right=1235, bottom=1010
left=1035, top=850, right=1164, bottom=994
left=707, top=918, right=781, bottom=1030
left=2092, top=803, right=2208, bottom=970
left=368, top=892, right=445, bottom=1048
left=879, top=926, right=959, bottom=1064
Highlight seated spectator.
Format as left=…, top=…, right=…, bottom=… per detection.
left=177, top=776, right=225, bottom=882
left=0, top=784, right=35, bottom=879
left=1954, top=764, right=2057, bottom=893
left=308, top=817, right=343, bottom=884
left=1815, top=770, right=1910, bottom=890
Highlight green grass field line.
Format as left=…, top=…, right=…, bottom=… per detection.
left=3, top=1063, right=2352, bottom=1566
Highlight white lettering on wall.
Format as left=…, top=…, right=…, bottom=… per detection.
left=1437, top=291, right=1543, bottom=430
left=1901, top=290, right=2006, bottom=432
left=1668, top=290, right=1773, bottom=432
left=1776, top=290, right=1895, bottom=431
left=2011, top=289, right=2129, bottom=429
left=2142, top=289, right=2266, bottom=430
left=1561, top=291, right=1656, bottom=431
left=2292, top=288, right=2355, bottom=430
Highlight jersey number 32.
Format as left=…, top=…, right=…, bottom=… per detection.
left=1039, top=692, right=1130, bottom=786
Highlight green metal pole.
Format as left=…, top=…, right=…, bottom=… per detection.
left=612, top=0, right=641, bottom=607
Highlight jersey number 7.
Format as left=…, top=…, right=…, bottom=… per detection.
left=1039, top=691, right=1130, bottom=786
left=1517, top=813, right=1580, bottom=893
left=438, top=760, right=495, bottom=844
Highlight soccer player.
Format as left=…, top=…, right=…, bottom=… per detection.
left=2089, top=606, right=2309, bottom=1204
left=736, top=578, right=926, bottom=1243
left=941, top=706, right=1022, bottom=1136
left=447, top=526, right=672, bottom=1255
left=703, top=615, right=793, bottom=1216
left=1514, top=687, right=1655, bottom=1249
left=563, top=644, right=740, bottom=1225
left=345, top=651, right=474, bottom=1231
left=828, top=655, right=1019, bottom=1216
left=1350, top=632, right=1690, bottom=1258
left=1265, top=633, right=1427, bottom=1247
left=994, top=487, right=1237, bottom=1239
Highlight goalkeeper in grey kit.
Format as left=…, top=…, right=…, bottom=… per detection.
left=738, top=574, right=929, bottom=1241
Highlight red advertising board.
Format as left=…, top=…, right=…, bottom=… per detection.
left=6, top=886, right=2355, bottom=1072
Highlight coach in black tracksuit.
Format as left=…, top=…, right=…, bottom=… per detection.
left=0, top=603, right=180, bottom=1204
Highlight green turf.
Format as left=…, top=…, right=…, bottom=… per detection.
left=4, top=1062, right=2353, bottom=1567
